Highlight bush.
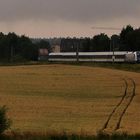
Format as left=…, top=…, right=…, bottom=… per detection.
left=0, top=106, right=11, bottom=134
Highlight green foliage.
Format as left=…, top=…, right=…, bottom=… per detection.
left=126, top=28, right=140, bottom=51
left=120, top=25, right=134, bottom=51
left=0, top=106, right=11, bottom=134
left=1, top=25, right=140, bottom=63
left=111, top=35, right=120, bottom=51
left=91, top=33, right=110, bottom=51
left=37, top=40, right=51, bottom=51
left=61, top=35, right=110, bottom=52
left=0, top=132, right=140, bottom=140
left=120, top=25, right=134, bottom=44
left=61, top=25, right=140, bottom=52
left=0, top=33, right=39, bottom=62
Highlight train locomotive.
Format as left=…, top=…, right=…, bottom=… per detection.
left=48, top=51, right=140, bottom=63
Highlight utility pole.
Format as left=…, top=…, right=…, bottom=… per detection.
left=112, top=39, right=115, bottom=63
left=76, top=39, right=79, bottom=62
left=72, top=39, right=79, bottom=62
left=10, top=45, right=14, bottom=63
left=110, top=39, right=111, bottom=52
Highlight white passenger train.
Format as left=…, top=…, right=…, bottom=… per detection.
left=48, top=52, right=140, bottom=63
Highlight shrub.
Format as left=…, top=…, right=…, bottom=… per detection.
left=0, top=106, right=11, bottom=134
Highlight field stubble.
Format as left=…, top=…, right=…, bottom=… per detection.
left=0, top=64, right=139, bottom=135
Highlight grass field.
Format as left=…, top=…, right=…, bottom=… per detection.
left=0, top=64, right=140, bottom=135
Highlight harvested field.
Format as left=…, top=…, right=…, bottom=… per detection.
left=0, top=64, right=140, bottom=134
left=102, top=78, right=136, bottom=132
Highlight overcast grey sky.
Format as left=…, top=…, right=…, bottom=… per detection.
left=0, top=0, right=140, bottom=37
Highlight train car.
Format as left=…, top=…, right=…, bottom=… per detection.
left=48, top=51, right=140, bottom=63
left=48, top=52, right=77, bottom=62
left=78, top=52, right=128, bottom=62
left=135, top=52, right=140, bottom=62
left=124, top=51, right=140, bottom=62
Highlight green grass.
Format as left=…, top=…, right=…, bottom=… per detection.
left=62, top=62, right=140, bottom=73
left=1, top=61, right=140, bottom=73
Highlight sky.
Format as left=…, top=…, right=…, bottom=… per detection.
left=0, top=0, right=140, bottom=38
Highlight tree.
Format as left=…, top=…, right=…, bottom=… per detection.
left=6, top=33, right=19, bottom=62
left=91, top=33, right=110, bottom=51
left=36, top=40, right=51, bottom=52
left=82, top=38, right=91, bottom=52
left=126, top=28, right=140, bottom=51
left=0, top=33, right=39, bottom=62
left=0, top=33, right=5, bottom=60
left=120, top=25, right=134, bottom=50
left=22, top=36, right=38, bottom=60
left=111, top=35, right=120, bottom=51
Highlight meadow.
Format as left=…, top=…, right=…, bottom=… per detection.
left=0, top=64, right=140, bottom=137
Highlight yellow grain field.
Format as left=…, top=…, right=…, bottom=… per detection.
left=0, top=64, right=139, bottom=134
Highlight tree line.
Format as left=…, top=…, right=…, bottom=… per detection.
left=0, top=32, right=50, bottom=62
left=0, top=25, right=140, bottom=62
left=61, top=25, right=140, bottom=52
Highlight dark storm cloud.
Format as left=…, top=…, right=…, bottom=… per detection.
left=0, top=0, right=139, bottom=23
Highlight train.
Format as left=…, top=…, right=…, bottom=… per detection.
left=48, top=51, right=140, bottom=63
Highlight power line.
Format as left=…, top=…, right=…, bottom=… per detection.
left=91, top=26, right=121, bottom=31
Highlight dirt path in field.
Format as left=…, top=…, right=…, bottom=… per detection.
left=102, top=78, right=136, bottom=132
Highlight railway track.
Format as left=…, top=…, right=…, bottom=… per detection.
left=102, top=78, right=136, bottom=132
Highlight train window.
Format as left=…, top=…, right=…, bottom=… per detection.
left=137, top=52, right=140, bottom=62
